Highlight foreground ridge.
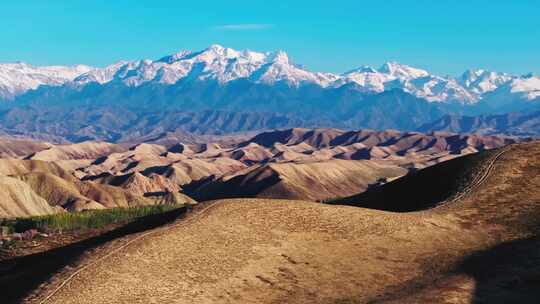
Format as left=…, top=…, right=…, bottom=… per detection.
left=32, top=203, right=221, bottom=304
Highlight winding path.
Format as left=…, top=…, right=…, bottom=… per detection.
left=34, top=202, right=223, bottom=304
left=442, top=145, right=511, bottom=206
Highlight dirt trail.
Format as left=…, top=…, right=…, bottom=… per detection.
left=29, top=203, right=221, bottom=304
left=441, top=145, right=511, bottom=206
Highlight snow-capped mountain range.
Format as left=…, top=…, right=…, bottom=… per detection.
left=0, top=62, right=92, bottom=100
left=1, top=44, right=539, bottom=105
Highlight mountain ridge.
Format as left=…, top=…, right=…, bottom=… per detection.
left=418, top=106, right=540, bottom=136
left=2, top=44, right=539, bottom=105
left=2, top=45, right=540, bottom=140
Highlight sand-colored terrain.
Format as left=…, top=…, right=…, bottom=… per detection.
left=22, top=141, right=540, bottom=304
left=61, top=128, right=518, bottom=201
left=194, top=159, right=406, bottom=201
left=0, top=158, right=194, bottom=218
left=0, top=128, right=513, bottom=217
left=0, top=138, right=52, bottom=158
left=0, top=176, right=61, bottom=218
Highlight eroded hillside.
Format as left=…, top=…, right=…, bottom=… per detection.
left=0, top=128, right=518, bottom=217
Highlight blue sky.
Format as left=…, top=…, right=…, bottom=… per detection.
left=1, top=0, right=538, bottom=76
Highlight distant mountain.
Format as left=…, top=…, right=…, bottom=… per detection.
left=418, top=108, right=540, bottom=137
left=0, top=107, right=307, bottom=143
left=0, top=62, right=92, bottom=100
left=2, top=44, right=540, bottom=106
left=1, top=45, right=540, bottom=139
left=1, top=89, right=538, bottom=143
left=457, top=69, right=513, bottom=96
left=0, top=89, right=451, bottom=143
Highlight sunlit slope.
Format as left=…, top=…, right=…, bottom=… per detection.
left=0, top=159, right=195, bottom=218
left=193, top=159, right=406, bottom=201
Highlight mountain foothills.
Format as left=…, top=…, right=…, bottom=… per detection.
left=418, top=108, right=540, bottom=136
left=0, top=128, right=517, bottom=218
left=1, top=45, right=540, bottom=141
left=19, top=139, right=540, bottom=304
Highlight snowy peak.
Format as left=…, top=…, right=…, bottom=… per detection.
left=355, top=66, right=378, bottom=73
left=341, top=66, right=391, bottom=92
left=1, top=45, right=540, bottom=105
left=198, top=44, right=241, bottom=61
left=207, top=44, right=226, bottom=52
left=378, top=62, right=429, bottom=79
left=457, top=69, right=513, bottom=95
left=342, top=62, right=474, bottom=103
left=158, top=50, right=192, bottom=63
left=507, top=75, right=540, bottom=100
left=199, top=44, right=267, bottom=63
left=268, top=50, right=290, bottom=64
left=0, top=62, right=93, bottom=99
left=403, top=75, right=476, bottom=103
left=72, top=45, right=331, bottom=88
left=73, top=61, right=127, bottom=85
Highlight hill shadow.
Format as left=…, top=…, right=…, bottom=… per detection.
left=0, top=206, right=188, bottom=304
left=188, top=168, right=282, bottom=201
left=327, top=150, right=493, bottom=212
left=459, top=235, right=540, bottom=304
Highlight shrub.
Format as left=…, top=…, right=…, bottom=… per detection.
left=0, top=204, right=185, bottom=233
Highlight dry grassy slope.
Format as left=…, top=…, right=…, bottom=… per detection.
left=327, top=148, right=496, bottom=211
left=0, top=158, right=193, bottom=218
left=30, top=141, right=540, bottom=304
left=91, top=172, right=181, bottom=197
left=193, top=159, right=407, bottom=201
left=0, top=176, right=61, bottom=218
left=15, top=172, right=107, bottom=212
left=27, top=141, right=127, bottom=162
left=68, top=128, right=514, bottom=195
left=0, top=138, right=51, bottom=158
left=0, top=159, right=72, bottom=178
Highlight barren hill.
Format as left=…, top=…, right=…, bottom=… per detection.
left=193, top=159, right=406, bottom=201
left=0, top=158, right=194, bottom=218
left=72, top=129, right=517, bottom=201
left=0, top=138, right=51, bottom=158
left=326, top=147, right=498, bottom=211
left=22, top=140, right=540, bottom=304
left=0, top=176, right=60, bottom=218
left=0, top=129, right=518, bottom=217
